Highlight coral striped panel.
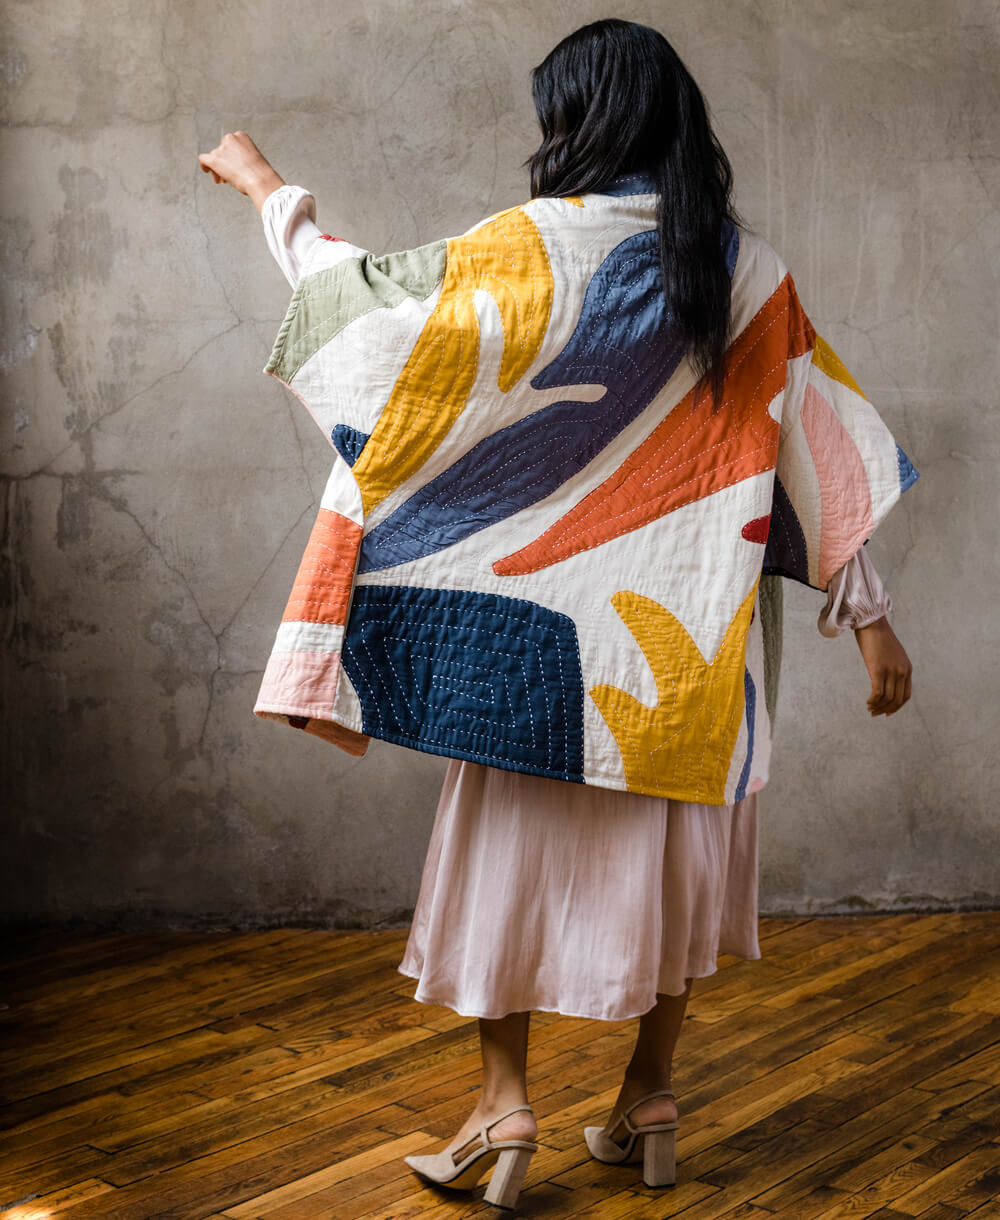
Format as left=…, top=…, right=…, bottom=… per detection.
left=281, top=509, right=363, bottom=626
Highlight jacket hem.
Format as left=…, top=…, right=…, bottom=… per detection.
left=255, top=708, right=370, bottom=756
left=259, top=707, right=769, bottom=805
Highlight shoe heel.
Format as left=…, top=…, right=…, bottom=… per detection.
left=643, top=1129, right=676, bottom=1187
left=483, top=1146, right=533, bottom=1208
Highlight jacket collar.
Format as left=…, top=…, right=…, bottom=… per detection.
left=589, top=171, right=658, bottom=197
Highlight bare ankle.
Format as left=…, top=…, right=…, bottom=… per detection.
left=477, top=1087, right=530, bottom=1116
left=623, top=1064, right=672, bottom=1092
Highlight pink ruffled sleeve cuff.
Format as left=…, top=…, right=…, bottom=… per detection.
left=818, top=545, right=893, bottom=637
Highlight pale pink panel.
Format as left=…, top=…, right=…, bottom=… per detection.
left=256, top=649, right=341, bottom=714
left=800, top=382, right=874, bottom=587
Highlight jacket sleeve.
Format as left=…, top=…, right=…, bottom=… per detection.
left=261, top=225, right=448, bottom=459
left=763, top=276, right=919, bottom=591
left=253, top=213, right=450, bottom=755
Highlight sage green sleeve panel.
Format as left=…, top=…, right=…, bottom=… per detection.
left=264, top=238, right=448, bottom=384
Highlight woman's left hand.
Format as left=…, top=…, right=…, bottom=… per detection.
left=198, top=130, right=285, bottom=210
left=854, top=617, right=913, bottom=717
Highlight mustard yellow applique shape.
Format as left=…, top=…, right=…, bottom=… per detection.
left=352, top=205, right=554, bottom=515
left=590, top=581, right=759, bottom=802
left=811, top=335, right=867, bottom=400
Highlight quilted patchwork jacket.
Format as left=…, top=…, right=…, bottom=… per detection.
left=254, top=173, right=918, bottom=805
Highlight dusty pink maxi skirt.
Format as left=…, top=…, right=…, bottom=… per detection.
left=398, top=758, right=761, bottom=1021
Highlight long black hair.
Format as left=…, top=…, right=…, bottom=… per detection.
left=527, top=19, right=745, bottom=413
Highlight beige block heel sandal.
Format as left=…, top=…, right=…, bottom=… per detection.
left=584, top=1088, right=679, bottom=1187
left=404, top=1102, right=538, bottom=1209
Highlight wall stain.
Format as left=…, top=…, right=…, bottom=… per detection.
left=0, top=44, right=28, bottom=91
left=54, top=165, right=117, bottom=288
left=0, top=216, right=41, bottom=376
left=56, top=474, right=94, bottom=547
left=142, top=603, right=218, bottom=698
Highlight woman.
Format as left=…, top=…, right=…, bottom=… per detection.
left=199, top=17, right=914, bottom=1209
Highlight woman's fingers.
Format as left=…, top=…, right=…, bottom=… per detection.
left=197, top=152, right=225, bottom=183
left=869, top=668, right=901, bottom=715
left=198, top=162, right=225, bottom=184
left=871, top=666, right=913, bottom=715
left=197, top=132, right=264, bottom=193
left=885, top=669, right=913, bottom=716
left=868, top=668, right=888, bottom=714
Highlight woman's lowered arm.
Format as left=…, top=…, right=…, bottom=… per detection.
left=819, top=547, right=913, bottom=718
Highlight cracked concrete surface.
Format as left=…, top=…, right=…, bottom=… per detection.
left=2, top=1, right=998, bottom=927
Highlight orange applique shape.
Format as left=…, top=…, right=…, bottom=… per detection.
left=281, top=508, right=363, bottom=626
left=589, top=580, right=758, bottom=803
left=493, top=273, right=815, bottom=577
left=352, top=205, right=554, bottom=516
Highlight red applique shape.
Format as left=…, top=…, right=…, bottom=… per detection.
left=741, top=515, right=771, bottom=544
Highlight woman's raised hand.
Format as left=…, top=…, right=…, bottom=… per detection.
left=854, top=618, right=913, bottom=716
left=198, top=130, right=286, bottom=212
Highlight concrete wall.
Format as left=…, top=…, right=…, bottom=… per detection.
left=3, top=0, right=997, bottom=928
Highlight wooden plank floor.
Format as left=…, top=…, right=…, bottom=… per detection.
left=1, top=914, right=998, bottom=1219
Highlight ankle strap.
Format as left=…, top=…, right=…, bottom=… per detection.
left=481, top=1102, right=534, bottom=1144
left=626, top=1088, right=675, bottom=1116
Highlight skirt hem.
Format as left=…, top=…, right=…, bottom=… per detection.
left=396, top=949, right=763, bottom=1022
